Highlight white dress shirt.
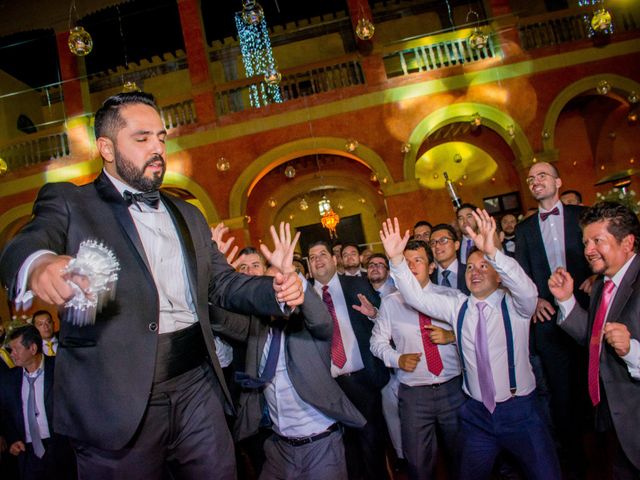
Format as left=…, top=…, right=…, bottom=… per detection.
left=370, top=285, right=461, bottom=387
left=313, top=273, right=365, bottom=377
left=538, top=200, right=566, bottom=273
left=21, top=355, right=51, bottom=443
left=391, top=249, right=539, bottom=402
left=375, top=277, right=396, bottom=298
left=261, top=330, right=335, bottom=437
left=15, top=171, right=198, bottom=333
left=214, top=336, right=233, bottom=368
left=558, top=254, right=640, bottom=379
left=437, top=260, right=460, bottom=289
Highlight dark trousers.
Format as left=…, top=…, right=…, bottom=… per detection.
left=398, top=376, right=464, bottom=480
left=336, top=371, right=389, bottom=480
left=72, top=364, right=235, bottom=480
left=18, top=437, right=77, bottom=480
left=459, top=393, right=561, bottom=480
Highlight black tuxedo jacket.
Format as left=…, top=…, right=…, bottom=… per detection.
left=211, top=287, right=366, bottom=442
left=0, top=173, right=283, bottom=450
left=515, top=204, right=590, bottom=309
left=0, top=356, right=54, bottom=447
left=560, top=255, right=640, bottom=470
left=430, top=260, right=470, bottom=295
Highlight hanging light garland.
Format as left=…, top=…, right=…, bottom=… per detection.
left=235, top=1, right=283, bottom=108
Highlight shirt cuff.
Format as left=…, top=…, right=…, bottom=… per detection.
left=621, top=339, right=640, bottom=380
left=15, top=250, right=55, bottom=310
left=557, top=296, right=576, bottom=323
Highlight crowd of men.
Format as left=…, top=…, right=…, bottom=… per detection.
left=0, top=90, right=638, bottom=480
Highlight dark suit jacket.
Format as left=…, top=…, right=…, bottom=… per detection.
left=211, top=287, right=366, bottom=442
left=0, top=173, right=284, bottom=450
left=430, top=260, right=470, bottom=295
left=0, top=355, right=54, bottom=448
left=560, top=255, right=640, bottom=470
left=515, top=204, right=590, bottom=309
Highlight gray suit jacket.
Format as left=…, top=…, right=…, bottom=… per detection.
left=560, top=255, right=640, bottom=469
left=211, top=287, right=366, bottom=442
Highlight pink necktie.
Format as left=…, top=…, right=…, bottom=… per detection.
left=322, top=286, right=348, bottom=368
left=588, top=280, right=615, bottom=406
left=419, top=313, right=444, bottom=376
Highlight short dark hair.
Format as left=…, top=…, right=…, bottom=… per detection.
left=237, top=246, right=266, bottom=265
left=431, top=223, right=459, bottom=242
left=580, top=202, right=640, bottom=253
left=404, top=239, right=434, bottom=264
left=561, top=190, right=582, bottom=203
left=308, top=240, right=333, bottom=257
left=413, top=220, right=433, bottom=230
left=32, top=310, right=52, bottom=323
left=456, top=203, right=478, bottom=216
left=7, top=325, right=42, bottom=354
left=341, top=243, right=360, bottom=255
left=367, top=253, right=389, bottom=268
left=94, top=92, right=160, bottom=140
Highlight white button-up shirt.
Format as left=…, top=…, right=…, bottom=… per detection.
left=538, top=200, right=566, bottom=273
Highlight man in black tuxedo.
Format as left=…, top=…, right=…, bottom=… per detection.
left=500, top=213, right=517, bottom=257
left=0, top=325, right=75, bottom=480
left=308, top=240, right=390, bottom=480
left=549, top=202, right=640, bottom=477
left=0, top=92, right=303, bottom=479
left=428, top=224, right=470, bottom=295
left=515, top=161, right=591, bottom=475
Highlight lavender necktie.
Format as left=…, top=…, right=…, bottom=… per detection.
left=26, top=370, right=45, bottom=458
left=475, top=302, right=496, bottom=413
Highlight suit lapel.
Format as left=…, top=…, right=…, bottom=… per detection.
left=607, top=256, right=640, bottom=326
left=94, top=173, right=153, bottom=275
left=531, top=215, right=552, bottom=276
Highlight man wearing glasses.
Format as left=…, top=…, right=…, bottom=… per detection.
left=515, top=161, right=591, bottom=477
left=428, top=224, right=470, bottom=295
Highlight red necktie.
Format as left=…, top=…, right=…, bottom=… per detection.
left=540, top=206, right=559, bottom=221
left=588, top=280, right=615, bottom=406
left=322, top=286, right=348, bottom=368
left=419, top=312, right=444, bottom=376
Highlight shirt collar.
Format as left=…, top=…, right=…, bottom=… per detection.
left=24, top=354, right=45, bottom=378
left=607, top=253, right=637, bottom=287
left=469, top=287, right=505, bottom=311
left=439, top=260, right=459, bottom=274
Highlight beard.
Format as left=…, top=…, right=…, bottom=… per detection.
left=115, top=148, right=165, bottom=192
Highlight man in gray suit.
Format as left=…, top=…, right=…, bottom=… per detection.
left=212, top=243, right=365, bottom=479
left=549, top=202, right=640, bottom=478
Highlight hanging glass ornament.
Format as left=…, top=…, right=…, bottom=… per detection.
left=242, top=0, right=264, bottom=25
left=470, top=113, right=482, bottom=128
left=122, top=81, right=140, bottom=93
left=0, top=157, right=7, bottom=176
left=68, top=26, right=93, bottom=56
left=216, top=157, right=230, bottom=172
left=507, top=124, right=516, bottom=138
left=264, top=65, right=282, bottom=86
left=299, top=198, right=309, bottom=211
left=628, top=91, right=638, bottom=104
left=596, top=80, right=611, bottom=95
left=369, top=172, right=378, bottom=182
left=468, top=27, right=488, bottom=50
left=355, top=17, right=375, bottom=40
left=345, top=138, right=359, bottom=152
left=284, top=165, right=296, bottom=178
left=401, top=143, right=412, bottom=153
left=453, top=153, right=462, bottom=163
left=591, top=8, right=612, bottom=33
left=268, top=197, right=277, bottom=208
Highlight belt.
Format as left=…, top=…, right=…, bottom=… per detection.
left=275, top=423, right=340, bottom=447
left=426, top=375, right=460, bottom=389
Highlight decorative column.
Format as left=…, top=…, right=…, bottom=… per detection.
left=177, top=0, right=217, bottom=125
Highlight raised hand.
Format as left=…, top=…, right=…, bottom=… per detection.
left=260, top=222, right=300, bottom=274
left=466, top=209, right=498, bottom=258
left=380, top=218, right=410, bottom=266
left=272, top=271, right=304, bottom=308
left=548, top=267, right=574, bottom=303
left=352, top=293, right=377, bottom=317
left=210, top=223, right=238, bottom=265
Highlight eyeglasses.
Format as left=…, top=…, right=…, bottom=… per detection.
left=525, top=172, right=557, bottom=186
left=429, top=237, right=454, bottom=247
left=367, top=262, right=387, bottom=270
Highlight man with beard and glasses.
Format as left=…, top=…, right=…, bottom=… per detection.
left=0, top=92, right=304, bottom=480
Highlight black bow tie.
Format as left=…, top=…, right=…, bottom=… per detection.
left=123, top=190, right=160, bottom=209
left=540, top=206, right=559, bottom=221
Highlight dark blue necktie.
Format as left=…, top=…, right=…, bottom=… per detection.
left=442, top=270, right=452, bottom=287
left=235, top=325, right=283, bottom=389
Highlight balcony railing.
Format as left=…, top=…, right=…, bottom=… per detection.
left=0, top=131, right=69, bottom=171
left=215, top=55, right=365, bottom=116
left=518, top=6, right=639, bottom=50
left=381, top=27, right=501, bottom=78
left=160, top=99, right=197, bottom=130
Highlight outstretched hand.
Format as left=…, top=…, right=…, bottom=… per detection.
left=380, top=218, right=410, bottom=266
left=466, top=209, right=498, bottom=258
left=352, top=293, right=377, bottom=317
left=211, top=223, right=238, bottom=265
left=260, top=222, right=300, bottom=274
left=29, top=253, right=81, bottom=306
left=548, top=267, right=574, bottom=303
